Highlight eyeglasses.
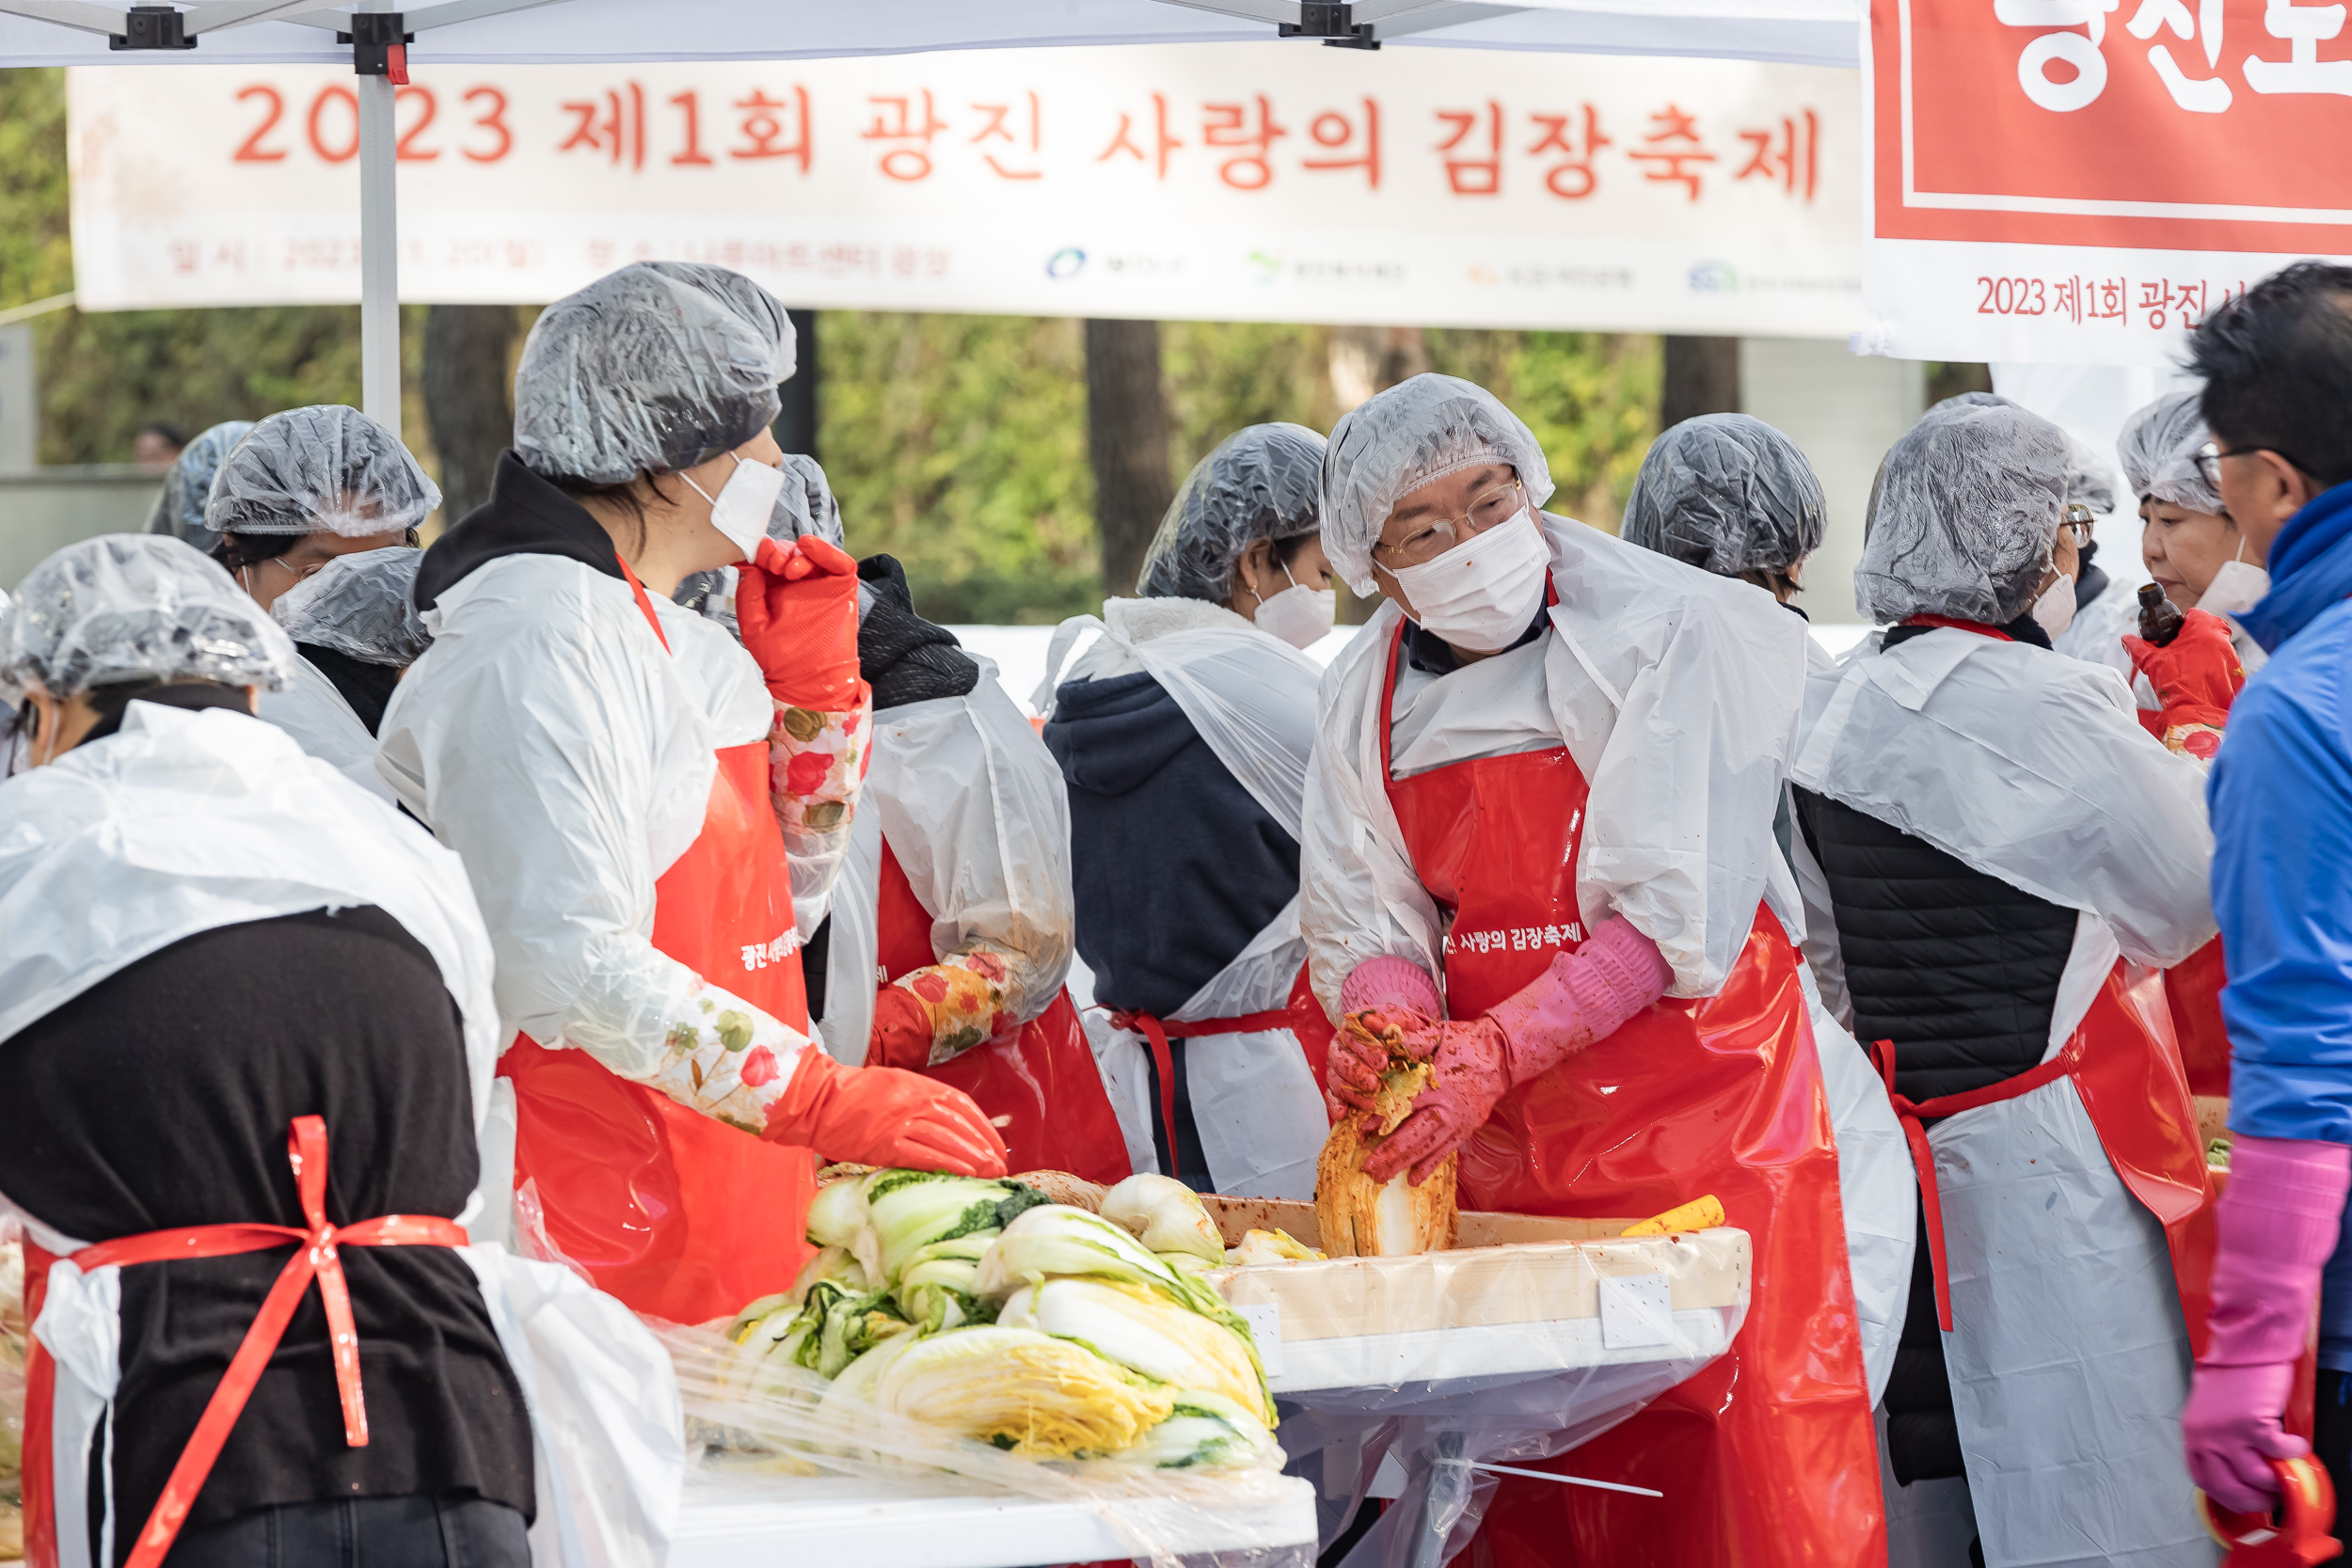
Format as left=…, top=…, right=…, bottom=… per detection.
left=2058, top=504, right=2095, bottom=547
left=1373, top=478, right=1526, bottom=568
left=2199, top=439, right=2315, bottom=491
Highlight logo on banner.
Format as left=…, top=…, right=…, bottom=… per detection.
left=1044, top=245, right=1087, bottom=278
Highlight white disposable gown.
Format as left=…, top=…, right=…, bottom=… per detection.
left=255, top=650, right=395, bottom=803
left=1039, top=594, right=1334, bottom=1199
left=1789, top=626, right=2217, bottom=1568
left=0, top=702, right=678, bottom=1568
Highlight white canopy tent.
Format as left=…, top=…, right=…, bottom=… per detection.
left=0, top=0, right=1860, bottom=436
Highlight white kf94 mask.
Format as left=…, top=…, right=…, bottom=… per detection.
left=683, top=452, right=787, bottom=563
left=1389, top=509, right=1550, bottom=653
left=1252, top=562, right=1338, bottom=651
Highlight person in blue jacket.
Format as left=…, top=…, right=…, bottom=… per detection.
left=2182, top=260, right=2352, bottom=1517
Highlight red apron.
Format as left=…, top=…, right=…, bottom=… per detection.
left=1371, top=619, right=1883, bottom=1568
left=873, top=841, right=1131, bottom=1183
left=24, top=1118, right=467, bottom=1568
left=499, top=561, right=818, bottom=1324
left=1109, top=961, right=1339, bottom=1182
left=2167, top=935, right=2233, bottom=1098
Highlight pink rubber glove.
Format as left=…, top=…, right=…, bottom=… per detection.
left=2184, top=1133, right=2351, bottom=1513
left=1362, top=917, right=1673, bottom=1185
left=1327, top=958, right=1441, bottom=1118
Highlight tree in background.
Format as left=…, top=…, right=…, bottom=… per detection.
left=1085, top=317, right=1175, bottom=598
left=422, top=304, right=518, bottom=524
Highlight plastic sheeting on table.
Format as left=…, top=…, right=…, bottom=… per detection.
left=660, top=1323, right=1315, bottom=1568
left=1199, top=1200, right=1750, bottom=1568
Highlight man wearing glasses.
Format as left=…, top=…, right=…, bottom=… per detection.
left=1299, top=375, right=1880, bottom=1566
left=2180, top=261, right=2352, bottom=1519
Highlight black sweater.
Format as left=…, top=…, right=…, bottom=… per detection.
left=0, top=907, right=534, bottom=1560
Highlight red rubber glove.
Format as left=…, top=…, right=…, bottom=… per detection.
left=2183, top=1134, right=2350, bottom=1513
left=1363, top=917, right=1673, bottom=1185
left=865, top=984, right=934, bottom=1072
left=2122, top=607, right=2244, bottom=760
left=764, top=1044, right=1009, bottom=1176
left=737, top=534, right=862, bottom=709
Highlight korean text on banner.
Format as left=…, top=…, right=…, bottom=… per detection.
left=67, top=45, right=1861, bottom=336
left=1859, top=0, right=2352, bottom=364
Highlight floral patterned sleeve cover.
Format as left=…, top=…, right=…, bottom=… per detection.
left=881, top=928, right=1060, bottom=1069
left=770, top=685, right=873, bottom=938
left=646, top=980, right=814, bottom=1135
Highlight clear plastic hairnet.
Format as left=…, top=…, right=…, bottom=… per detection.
left=270, top=546, right=430, bottom=666
left=2059, top=434, right=2119, bottom=515
left=776, top=451, right=842, bottom=547
left=513, top=261, right=796, bottom=484
left=1321, top=373, right=1556, bottom=596
left=1138, top=422, right=1327, bottom=601
left=2119, top=391, right=2225, bottom=515
left=204, top=405, right=440, bottom=538
left=0, top=534, right=295, bottom=703
left=147, top=420, right=255, bottom=545
left=1621, top=414, right=1826, bottom=576
left=1856, top=397, right=2070, bottom=625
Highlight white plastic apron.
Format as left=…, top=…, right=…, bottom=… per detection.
left=254, top=652, right=396, bottom=804
left=24, top=1218, right=678, bottom=1568
left=1041, top=610, right=1330, bottom=1201
left=1899, top=916, right=2216, bottom=1568
left=1093, top=895, right=1330, bottom=1200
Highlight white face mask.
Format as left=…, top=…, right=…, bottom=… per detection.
left=1250, top=561, right=1337, bottom=651
left=682, top=452, right=787, bottom=562
left=1388, top=509, right=1551, bottom=653
left=2198, top=537, right=2270, bottom=618
left=2030, top=572, right=2077, bottom=638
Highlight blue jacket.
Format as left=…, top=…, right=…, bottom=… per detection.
left=2212, top=480, right=2352, bottom=1143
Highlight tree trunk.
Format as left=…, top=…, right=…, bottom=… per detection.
left=422, top=304, right=517, bottom=525
left=1084, top=318, right=1173, bottom=596
left=1661, top=336, right=1741, bottom=429
left=774, top=308, right=819, bottom=458
left=1328, top=325, right=1430, bottom=413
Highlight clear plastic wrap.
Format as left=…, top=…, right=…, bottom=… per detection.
left=145, top=420, right=254, bottom=545
left=659, top=1321, right=1315, bottom=1568
left=1620, top=414, right=1826, bottom=576
left=1199, top=1201, right=1749, bottom=1568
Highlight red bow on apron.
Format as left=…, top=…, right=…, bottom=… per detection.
left=23, top=1117, right=465, bottom=1568
left=870, top=840, right=1133, bottom=1182
left=499, top=558, right=817, bottom=1323
left=1370, top=614, right=1883, bottom=1568
left=1104, top=959, right=1335, bottom=1181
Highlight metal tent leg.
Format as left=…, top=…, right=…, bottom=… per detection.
left=357, top=45, right=399, bottom=434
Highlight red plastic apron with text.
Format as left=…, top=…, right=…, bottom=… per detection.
left=1371, top=619, right=1883, bottom=1568
left=500, top=565, right=818, bottom=1324
left=873, top=841, right=1131, bottom=1183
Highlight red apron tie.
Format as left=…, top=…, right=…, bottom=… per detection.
left=1869, top=1038, right=2073, bottom=1332
left=1107, top=1007, right=1301, bottom=1180
left=58, top=1116, right=467, bottom=1568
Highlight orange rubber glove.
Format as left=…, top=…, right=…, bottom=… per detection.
left=2122, top=607, right=2245, bottom=760
left=765, top=1045, right=1009, bottom=1176
left=865, top=985, right=935, bottom=1071
left=737, top=534, right=862, bottom=709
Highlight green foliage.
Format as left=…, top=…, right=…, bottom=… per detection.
left=819, top=310, right=1097, bottom=625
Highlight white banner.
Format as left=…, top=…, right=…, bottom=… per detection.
left=69, top=45, right=1863, bottom=335
left=1857, top=0, right=2352, bottom=364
